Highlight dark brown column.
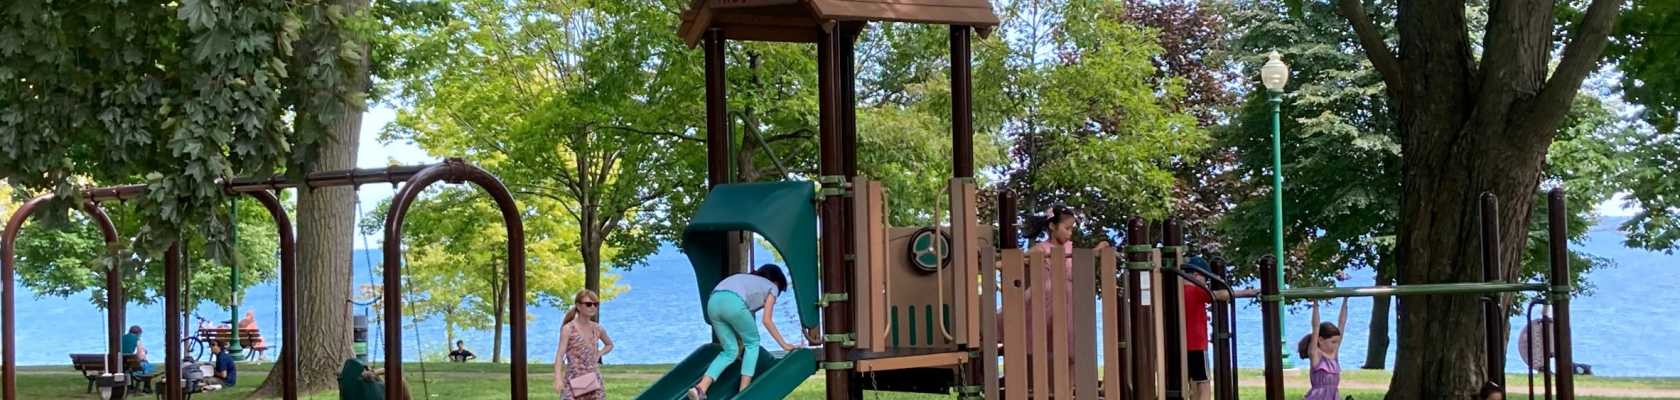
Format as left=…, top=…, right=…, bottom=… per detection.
left=165, top=243, right=182, bottom=400
left=818, top=27, right=855, bottom=400
left=1125, top=219, right=1153, bottom=400
left=705, top=28, right=730, bottom=189
left=1547, top=189, right=1575, bottom=400
left=1162, top=219, right=1186, bottom=399
left=1480, top=193, right=1506, bottom=392
left=1259, top=255, right=1284, bottom=400
left=950, top=25, right=974, bottom=178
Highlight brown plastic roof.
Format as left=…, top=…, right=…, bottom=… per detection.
left=678, top=0, right=999, bottom=46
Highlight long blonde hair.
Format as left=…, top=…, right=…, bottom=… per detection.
left=563, top=289, right=599, bottom=324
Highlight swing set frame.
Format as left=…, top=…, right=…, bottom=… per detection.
left=1, top=158, right=532, bottom=400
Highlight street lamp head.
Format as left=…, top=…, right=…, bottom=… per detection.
left=1261, top=51, right=1289, bottom=92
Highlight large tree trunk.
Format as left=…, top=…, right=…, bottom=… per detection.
left=1362, top=259, right=1393, bottom=369
left=1334, top=1, right=1621, bottom=398
left=253, top=0, right=370, bottom=394
left=492, top=274, right=505, bottom=363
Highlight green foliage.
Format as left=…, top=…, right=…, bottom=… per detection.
left=1605, top=0, right=1680, bottom=253
left=0, top=0, right=368, bottom=261
left=379, top=0, right=702, bottom=283
left=999, top=0, right=1209, bottom=241
left=1607, top=0, right=1680, bottom=134
left=9, top=195, right=282, bottom=310
left=1219, top=2, right=1619, bottom=292
left=359, top=187, right=601, bottom=346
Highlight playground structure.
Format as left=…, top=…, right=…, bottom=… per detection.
left=0, top=158, right=532, bottom=400
left=645, top=1, right=1584, bottom=399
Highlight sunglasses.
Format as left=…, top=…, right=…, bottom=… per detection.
left=579, top=301, right=599, bottom=307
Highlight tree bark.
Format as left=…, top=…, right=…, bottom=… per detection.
left=491, top=266, right=505, bottom=364
left=252, top=0, right=369, bottom=394
left=1361, top=1, right=1622, bottom=398
left=1362, top=258, right=1393, bottom=369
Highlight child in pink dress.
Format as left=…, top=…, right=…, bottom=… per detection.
left=1298, top=298, right=1348, bottom=400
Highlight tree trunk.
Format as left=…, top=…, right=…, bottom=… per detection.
left=252, top=0, right=370, bottom=394
left=581, top=229, right=601, bottom=296
left=1367, top=1, right=1620, bottom=397
left=492, top=272, right=505, bottom=364
left=1362, top=259, right=1393, bottom=369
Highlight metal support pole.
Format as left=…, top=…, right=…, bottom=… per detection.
left=1161, top=219, right=1186, bottom=399
left=1480, top=193, right=1505, bottom=392
left=1209, top=259, right=1234, bottom=400
left=1267, top=89, right=1291, bottom=371
left=246, top=190, right=299, bottom=399
left=165, top=243, right=183, bottom=400
left=1547, top=189, right=1576, bottom=400
left=1259, top=256, right=1284, bottom=400
left=229, top=197, right=244, bottom=357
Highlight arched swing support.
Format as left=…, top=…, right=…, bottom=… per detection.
left=380, top=159, right=528, bottom=400
left=2, top=197, right=123, bottom=400
left=2, top=160, right=500, bottom=400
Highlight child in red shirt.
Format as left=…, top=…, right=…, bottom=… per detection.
left=1182, top=257, right=1257, bottom=400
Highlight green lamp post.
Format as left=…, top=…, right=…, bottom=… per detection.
left=228, top=197, right=244, bottom=358
left=1261, top=50, right=1291, bottom=369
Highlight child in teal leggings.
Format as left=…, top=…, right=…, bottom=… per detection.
left=687, top=265, right=798, bottom=400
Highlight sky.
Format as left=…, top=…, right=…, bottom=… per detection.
left=352, top=104, right=434, bottom=228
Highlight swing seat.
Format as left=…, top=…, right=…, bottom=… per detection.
left=337, top=358, right=387, bottom=400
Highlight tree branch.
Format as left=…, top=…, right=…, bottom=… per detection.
left=602, top=126, right=702, bottom=142
left=1525, top=0, right=1624, bottom=129
left=1336, top=0, right=1404, bottom=97
left=762, top=128, right=815, bottom=144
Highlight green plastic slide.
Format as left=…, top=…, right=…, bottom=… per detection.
left=636, top=181, right=823, bottom=399
left=633, top=344, right=816, bottom=400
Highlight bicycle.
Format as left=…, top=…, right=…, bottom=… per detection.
left=179, top=314, right=215, bottom=362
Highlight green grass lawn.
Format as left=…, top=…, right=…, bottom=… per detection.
left=14, top=363, right=1679, bottom=399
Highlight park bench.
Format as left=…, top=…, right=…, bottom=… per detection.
left=196, top=327, right=267, bottom=360
left=68, top=353, right=140, bottom=393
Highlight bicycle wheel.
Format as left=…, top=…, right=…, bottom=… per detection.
left=182, top=337, right=205, bottom=362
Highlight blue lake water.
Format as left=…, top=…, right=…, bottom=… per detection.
left=7, top=217, right=1676, bottom=377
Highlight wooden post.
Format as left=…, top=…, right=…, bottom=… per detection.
left=950, top=25, right=973, bottom=178
left=1050, top=245, right=1071, bottom=397
left=1126, top=219, right=1156, bottom=400
left=1002, top=249, right=1027, bottom=400
left=1072, top=248, right=1098, bottom=398
left=818, top=27, right=856, bottom=400
left=1030, top=250, right=1050, bottom=400
left=1100, top=247, right=1126, bottom=400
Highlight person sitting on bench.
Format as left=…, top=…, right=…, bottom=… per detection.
left=205, top=341, right=237, bottom=387
left=448, top=341, right=476, bottom=363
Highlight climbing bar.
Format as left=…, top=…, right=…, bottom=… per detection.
left=83, top=164, right=438, bottom=201
left=1279, top=282, right=1548, bottom=300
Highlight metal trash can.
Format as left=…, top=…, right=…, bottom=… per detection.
left=353, top=315, right=370, bottom=362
